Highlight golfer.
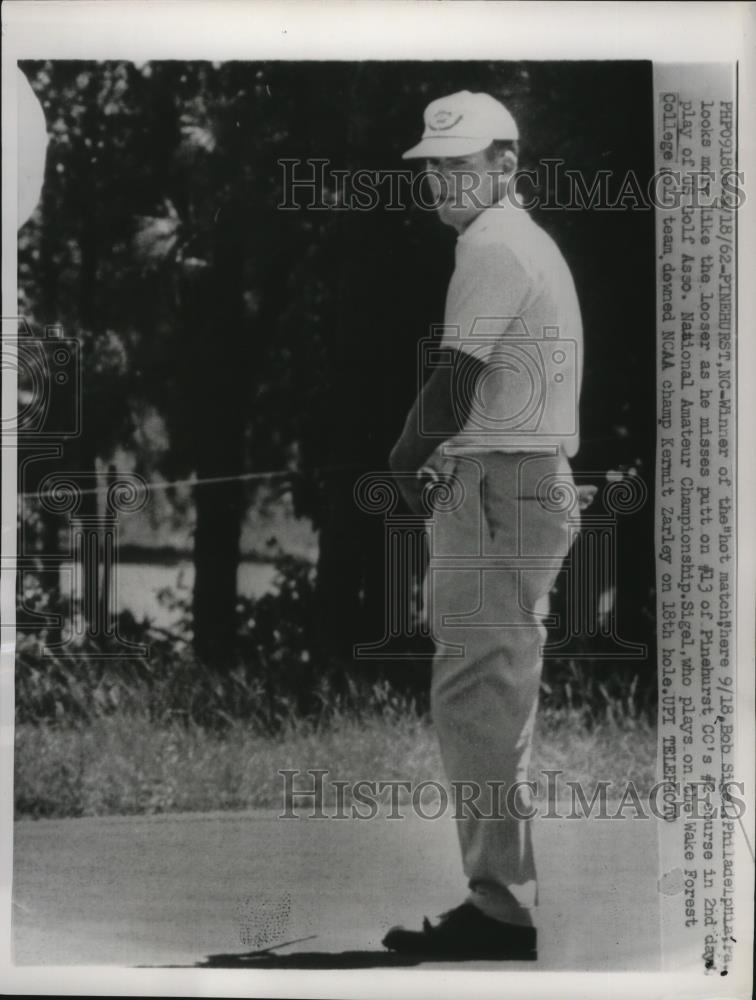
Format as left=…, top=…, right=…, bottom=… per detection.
left=385, top=91, right=583, bottom=960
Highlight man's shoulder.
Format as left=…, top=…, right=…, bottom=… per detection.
left=457, top=210, right=567, bottom=288
left=463, top=208, right=556, bottom=260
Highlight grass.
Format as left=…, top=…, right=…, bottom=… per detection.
left=16, top=555, right=658, bottom=820
left=14, top=706, right=656, bottom=820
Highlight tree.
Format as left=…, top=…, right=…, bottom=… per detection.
left=19, top=58, right=657, bottom=708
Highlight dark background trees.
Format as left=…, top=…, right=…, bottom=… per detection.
left=17, top=59, right=656, bottom=714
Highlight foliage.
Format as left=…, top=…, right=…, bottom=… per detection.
left=17, top=551, right=654, bottom=736
left=17, top=59, right=657, bottom=707
left=16, top=554, right=385, bottom=733
left=15, top=703, right=656, bottom=820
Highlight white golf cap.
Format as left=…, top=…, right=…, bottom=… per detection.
left=402, top=90, right=518, bottom=160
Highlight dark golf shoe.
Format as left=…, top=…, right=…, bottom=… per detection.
left=382, top=901, right=537, bottom=960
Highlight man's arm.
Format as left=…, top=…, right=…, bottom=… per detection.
left=389, top=350, right=485, bottom=514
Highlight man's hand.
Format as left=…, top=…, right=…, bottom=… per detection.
left=389, top=445, right=430, bottom=515
left=389, top=349, right=485, bottom=512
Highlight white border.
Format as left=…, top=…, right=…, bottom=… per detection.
left=1, top=0, right=749, bottom=61
left=2, top=2, right=754, bottom=997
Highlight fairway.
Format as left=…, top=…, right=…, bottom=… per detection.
left=14, top=809, right=662, bottom=969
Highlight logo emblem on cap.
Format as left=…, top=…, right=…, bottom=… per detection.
left=428, top=109, right=463, bottom=131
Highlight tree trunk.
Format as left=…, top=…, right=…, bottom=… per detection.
left=77, top=158, right=101, bottom=637
left=189, top=205, right=247, bottom=666
left=33, top=166, right=63, bottom=638
left=192, top=477, right=244, bottom=665
left=315, top=471, right=365, bottom=660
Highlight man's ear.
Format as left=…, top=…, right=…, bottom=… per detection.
left=500, top=149, right=518, bottom=175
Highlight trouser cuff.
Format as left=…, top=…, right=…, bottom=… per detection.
left=467, top=881, right=537, bottom=926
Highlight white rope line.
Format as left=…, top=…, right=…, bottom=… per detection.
left=19, top=468, right=294, bottom=500
left=19, top=464, right=362, bottom=500
left=18, top=457, right=616, bottom=501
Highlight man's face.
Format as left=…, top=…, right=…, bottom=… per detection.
left=424, top=147, right=509, bottom=232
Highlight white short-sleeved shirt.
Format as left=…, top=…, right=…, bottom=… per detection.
left=440, top=196, right=583, bottom=458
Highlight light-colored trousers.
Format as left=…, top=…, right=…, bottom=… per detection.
left=425, top=448, right=576, bottom=921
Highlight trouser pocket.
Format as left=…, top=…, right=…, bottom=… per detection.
left=480, top=452, right=574, bottom=558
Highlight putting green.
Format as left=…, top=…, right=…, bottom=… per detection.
left=13, top=809, right=661, bottom=968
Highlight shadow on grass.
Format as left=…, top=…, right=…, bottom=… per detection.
left=194, top=948, right=423, bottom=968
